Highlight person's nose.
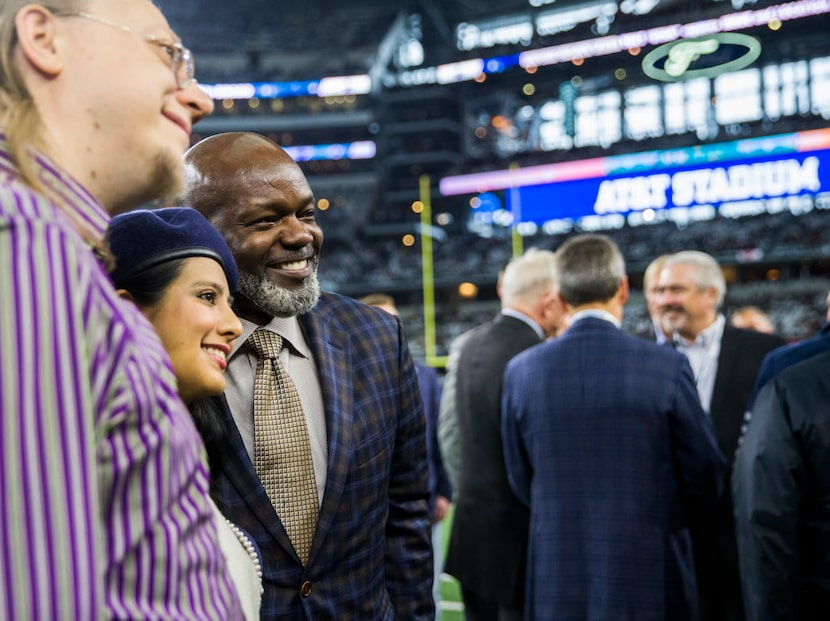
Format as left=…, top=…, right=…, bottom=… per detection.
left=217, top=300, right=243, bottom=343
left=279, top=217, right=316, bottom=247
left=179, top=81, right=215, bottom=124
left=662, top=295, right=682, bottom=312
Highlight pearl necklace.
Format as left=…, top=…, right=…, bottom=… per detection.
left=225, top=517, right=264, bottom=595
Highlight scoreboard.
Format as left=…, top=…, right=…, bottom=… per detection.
left=470, top=57, right=830, bottom=158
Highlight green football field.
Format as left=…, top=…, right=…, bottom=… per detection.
left=436, top=505, right=464, bottom=621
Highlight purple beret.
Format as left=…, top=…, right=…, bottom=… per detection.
left=108, top=207, right=238, bottom=292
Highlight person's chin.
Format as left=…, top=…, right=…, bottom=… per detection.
left=128, top=150, right=185, bottom=209
left=197, top=379, right=225, bottom=401
left=265, top=271, right=310, bottom=291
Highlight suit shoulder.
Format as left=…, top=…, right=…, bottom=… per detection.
left=463, top=316, right=540, bottom=360
left=314, top=291, right=397, bottom=325
left=725, top=325, right=786, bottom=352
left=775, top=348, right=830, bottom=389
left=616, top=329, right=688, bottom=363
left=764, top=333, right=830, bottom=371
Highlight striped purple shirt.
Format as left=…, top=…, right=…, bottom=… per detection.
left=0, top=136, right=244, bottom=619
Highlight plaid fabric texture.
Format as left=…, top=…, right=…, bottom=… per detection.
left=248, top=328, right=318, bottom=565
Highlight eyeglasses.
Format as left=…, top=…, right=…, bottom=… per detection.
left=56, top=12, right=196, bottom=90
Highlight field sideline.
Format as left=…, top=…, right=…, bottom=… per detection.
left=437, top=505, right=464, bottom=621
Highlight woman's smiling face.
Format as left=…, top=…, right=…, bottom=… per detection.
left=141, top=256, right=242, bottom=403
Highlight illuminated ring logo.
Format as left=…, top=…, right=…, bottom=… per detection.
left=642, top=33, right=761, bottom=82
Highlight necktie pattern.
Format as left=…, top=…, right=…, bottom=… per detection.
left=248, top=328, right=318, bottom=564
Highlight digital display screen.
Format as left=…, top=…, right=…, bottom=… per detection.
left=507, top=148, right=830, bottom=226
left=469, top=59, right=830, bottom=159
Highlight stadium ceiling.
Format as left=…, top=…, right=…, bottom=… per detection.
left=155, top=0, right=718, bottom=82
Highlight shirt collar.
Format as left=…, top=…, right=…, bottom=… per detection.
left=501, top=307, right=545, bottom=340
left=0, top=133, right=109, bottom=243
left=674, top=314, right=725, bottom=350
left=570, top=308, right=621, bottom=328
left=232, top=315, right=311, bottom=360
left=654, top=321, right=669, bottom=344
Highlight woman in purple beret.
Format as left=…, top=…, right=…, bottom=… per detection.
left=107, top=207, right=261, bottom=621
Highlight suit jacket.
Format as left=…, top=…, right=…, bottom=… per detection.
left=709, top=325, right=786, bottom=460
left=415, top=361, right=452, bottom=510
left=444, top=313, right=541, bottom=608
left=692, top=324, right=785, bottom=621
left=437, top=331, right=471, bottom=493
left=733, top=351, right=830, bottom=621
left=745, top=322, right=830, bottom=411
left=205, top=292, right=434, bottom=620
left=502, top=317, right=726, bottom=621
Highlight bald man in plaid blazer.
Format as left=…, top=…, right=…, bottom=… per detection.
left=203, top=293, right=433, bottom=619
left=184, top=133, right=433, bottom=620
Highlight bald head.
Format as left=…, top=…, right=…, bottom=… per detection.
left=183, top=132, right=299, bottom=222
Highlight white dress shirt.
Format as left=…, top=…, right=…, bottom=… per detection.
left=673, top=314, right=725, bottom=414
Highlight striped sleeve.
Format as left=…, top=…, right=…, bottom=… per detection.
left=1, top=187, right=243, bottom=619
left=93, top=303, right=242, bottom=619
left=0, top=199, right=104, bottom=619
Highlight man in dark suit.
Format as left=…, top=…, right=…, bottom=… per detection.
left=442, top=248, right=565, bottom=621
left=656, top=251, right=785, bottom=621
left=733, top=351, right=830, bottom=620
left=501, top=234, right=725, bottom=621
left=182, top=133, right=433, bottom=620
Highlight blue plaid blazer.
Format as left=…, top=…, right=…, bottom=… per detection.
left=207, top=292, right=434, bottom=620
left=502, top=317, right=726, bottom=621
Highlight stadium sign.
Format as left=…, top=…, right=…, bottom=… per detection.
left=593, top=157, right=821, bottom=213
left=641, top=33, right=762, bottom=81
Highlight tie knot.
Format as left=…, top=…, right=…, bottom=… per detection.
left=248, top=328, right=284, bottom=360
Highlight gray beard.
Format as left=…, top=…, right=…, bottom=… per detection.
left=238, top=267, right=321, bottom=318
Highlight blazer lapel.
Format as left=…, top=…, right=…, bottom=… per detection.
left=212, top=394, right=299, bottom=559
left=710, top=326, right=738, bottom=420
left=300, top=305, right=354, bottom=567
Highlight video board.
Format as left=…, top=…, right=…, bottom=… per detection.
left=441, top=128, right=830, bottom=233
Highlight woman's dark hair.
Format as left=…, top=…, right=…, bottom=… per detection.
left=117, top=259, right=232, bottom=480
left=114, top=258, right=186, bottom=307
left=190, top=396, right=233, bottom=490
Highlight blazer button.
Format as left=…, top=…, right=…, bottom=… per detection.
left=299, top=581, right=312, bottom=598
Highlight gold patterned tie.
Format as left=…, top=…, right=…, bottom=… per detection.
left=248, top=328, right=319, bottom=564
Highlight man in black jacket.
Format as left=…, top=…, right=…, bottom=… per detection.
left=733, top=350, right=830, bottom=620
left=441, top=248, right=565, bottom=621
left=656, top=251, right=785, bottom=621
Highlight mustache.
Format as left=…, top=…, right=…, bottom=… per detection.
left=661, top=305, right=685, bottom=314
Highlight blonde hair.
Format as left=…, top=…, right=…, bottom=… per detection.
left=0, top=1, right=113, bottom=263
left=0, top=2, right=89, bottom=190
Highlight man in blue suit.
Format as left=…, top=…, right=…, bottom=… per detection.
left=183, top=133, right=433, bottom=620
left=502, top=234, right=726, bottom=621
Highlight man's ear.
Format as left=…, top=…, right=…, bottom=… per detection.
left=14, top=5, right=64, bottom=78
left=541, top=289, right=563, bottom=317
left=116, top=288, right=134, bottom=303
left=617, top=275, right=630, bottom=306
